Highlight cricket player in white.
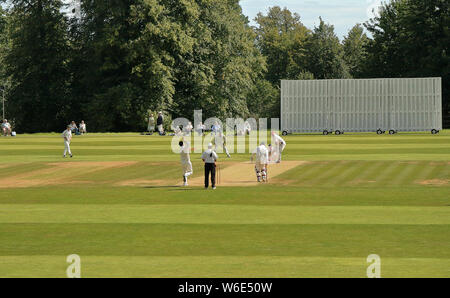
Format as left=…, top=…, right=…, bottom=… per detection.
left=214, top=132, right=231, bottom=158
left=272, top=132, right=286, bottom=163
left=179, top=140, right=193, bottom=186
left=244, top=121, right=251, bottom=135
left=251, top=142, right=269, bottom=182
left=62, top=125, right=73, bottom=158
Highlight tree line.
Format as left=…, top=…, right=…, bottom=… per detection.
left=0, top=0, right=448, bottom=132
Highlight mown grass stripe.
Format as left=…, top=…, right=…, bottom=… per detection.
left=391, top=163, right=422, bottom=186
left=0, top=204, right=449, bottom=225
left=0, top=223, right=448, bottom=258
left=289, top=162, right=328, bottom=183
left=372, top=161, right=403, bottom=186
left=307, top=161, right=348, bottom=185
left=328, top=161, right=367, bottom=186
left=385, top=162, right=409, bottom=185
left=0, top=163, right=51, bottom=179
left=0, top=186, right=449, bottom=206
left=357, top=160, right=390, bottom=185
left=1, top=256, right=449, bottom=278
left=345, top=161, right=382, bottom=186
left=404, top=162, right=430, bottom=186
left=425, top=163, right=448, bottom=181
left=435, top=163, right=450, bottom=180
left=313, top=161, right=349, bottom=185
left=412, top=162, right=439, bottom=183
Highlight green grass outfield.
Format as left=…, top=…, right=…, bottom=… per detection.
left=0, top=131, right=449, bottom=277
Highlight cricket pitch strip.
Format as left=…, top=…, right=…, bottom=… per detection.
left=186, top=161, right=307, bottom=187
left=0, top=161, right=306, bottom=188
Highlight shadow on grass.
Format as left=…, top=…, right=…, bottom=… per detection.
left=141, top=185, right=208, bottom=191
left=143, top=185, right=182, bottom=189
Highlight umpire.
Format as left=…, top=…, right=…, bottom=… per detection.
left=202, top=143, right=219, bottom=189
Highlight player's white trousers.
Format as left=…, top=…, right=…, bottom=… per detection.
left=224, top=146, right=230, bottom=157
left=64, top=141, right=72, bottom=156
left=278, top=143, right=286, bottom=162
left=182, top=161, right=193, bottom=176
left=255, top=163, right=267, bottom=177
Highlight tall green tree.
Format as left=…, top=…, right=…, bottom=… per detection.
left=0, top=6, right=7, bottom=83
left=128, top=0, right=265, bottom=121
left=69, top=0, right=139, bottom=131
left=0, top=6, right=7, bottom=120
left=306, top=17, right=349, bottom=79
left=0, top=6, right=7, bottom=71
left=68, top=0, right=265, bottom=131
left=364, top=0, right=449, bottom=120
left=254, top=6, right=310, bottom=85
left=128, top=0, right=217, bottom=121
left=129, top=0, right=200, bottom=118
left=246, top=79, right=279, bottom=119
left=343, top=24, right=369, bottom=78
left=3, top=0, right=70, bottom=132
left=197, top=0, right=265, bottom=119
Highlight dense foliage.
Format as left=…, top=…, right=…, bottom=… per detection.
left=0, top=0, right=448, bottom=132
left=2, top=1, right=69, bottom=131
left=364, top=0, right=449, bottom=124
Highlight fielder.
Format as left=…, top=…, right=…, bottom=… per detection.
left=62, top=125, right=73, bottom=158
left=272, top=132, right=286, bottom=163
left=213, top=132, right=231, bottom=158
left=156, top=111, right=165, bottom=135
left=179, top=140, right=193, bottom=186
left=251, top=142, right=269, bottom=183
left=244, top=121, right=251, bottom=135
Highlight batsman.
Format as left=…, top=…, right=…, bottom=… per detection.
left=251, top=142, right=269, bottom=183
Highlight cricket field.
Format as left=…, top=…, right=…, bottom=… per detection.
left=0, top=131, right=449, bottom=277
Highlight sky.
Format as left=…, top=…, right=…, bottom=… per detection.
left=2, top=1, right=386, bottom=39
left=240, top=0, right=386, bottom=39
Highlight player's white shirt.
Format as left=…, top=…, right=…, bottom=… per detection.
left=214, top=134, right=227, bottom=147
left=2, top=122, right=10, bottom=129
left=254, top=145, right=269, bottom=164
left=272, top=133, right=286, bottom=145
left=180, top=143, right=191, bottom=164
left=62, top=130, right=72, bottom=142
